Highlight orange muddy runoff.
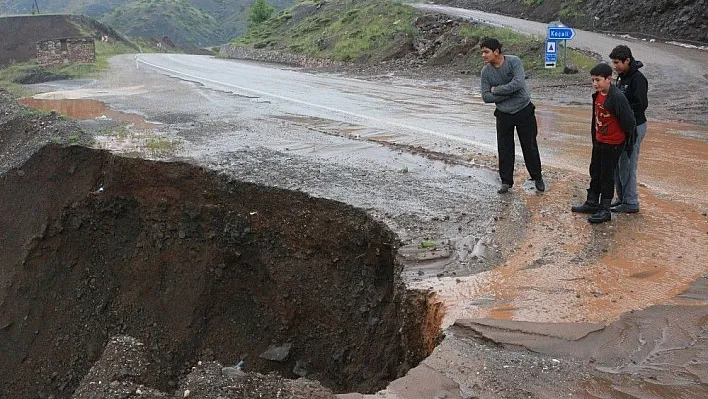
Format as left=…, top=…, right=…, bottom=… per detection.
left=425, top=104, right=707, bottom=328
left=19, top=98, right=160, bottom=129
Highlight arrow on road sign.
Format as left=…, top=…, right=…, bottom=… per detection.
left=548, top=27, right=575, bottom=40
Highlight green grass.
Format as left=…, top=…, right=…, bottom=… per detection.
left=144, top=137, right=179, bottom=156
left=234, top=0, right=420, bottom=62
left=231, top=0, right=596, bottom=74
left=458, top=25, right=596, bottom=75
left=0, top=62, right=39, bottom=96
left=459, top=25, right=536, bottom=46
left=559, top=0, right=586, bottom=20
left=100, top=0, right=224, bottom=46
left=0, top=41, right=139, bottom=98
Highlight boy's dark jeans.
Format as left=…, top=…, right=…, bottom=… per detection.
left=495, top=103, right=543, bottom=187
left=589, top=141, right=624, bottom=201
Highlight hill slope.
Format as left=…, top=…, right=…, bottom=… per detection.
left=228, top=0, right=596, bottom=75
left=0, top=0, right=297, bottom=43
left=434, top=0, right=707, bottom=43
left=100, top=0, right=223, bottom=46
left=0, top=14, right=133, bottom=66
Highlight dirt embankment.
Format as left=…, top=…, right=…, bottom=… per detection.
left=0, top=94, right=443, bottom=398
left=0, top=14, right=133, bottom=67
left=0, top=90, right=91, bottom=173
left=435, top=0, right=708, bottom=43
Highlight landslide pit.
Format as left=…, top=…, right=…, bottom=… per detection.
left=0, top=145, right=442, bottom=398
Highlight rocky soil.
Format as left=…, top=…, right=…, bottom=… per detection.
left=317, top=12, right=589, bottom=78
left=72, top=336, right=336, bottom=399
left=0, top=90, right=91, bottom=173
left=0, top=92, right=442, bottom=399
left=435, top=0, right=708, bottom=43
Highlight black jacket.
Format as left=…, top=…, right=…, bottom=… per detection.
left=592, top=84, right=637, bottom=153
left=615, top=60, right=648, bottom=125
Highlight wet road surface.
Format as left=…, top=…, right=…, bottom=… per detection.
left=414, top=4, right=708, bottom=81
left=22, top=53, right=708, bottom=397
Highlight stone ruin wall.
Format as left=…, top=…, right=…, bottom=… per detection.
left=36, top=37, right=96, bottom=67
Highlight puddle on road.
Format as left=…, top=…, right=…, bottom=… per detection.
left=19, top=98, right=161, bottom=129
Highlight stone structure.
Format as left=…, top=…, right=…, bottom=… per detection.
left=36, top=37, right=96, bottom=67
left=220, top=45, right=345, bottom=68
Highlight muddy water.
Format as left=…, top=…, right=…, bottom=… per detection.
left=536, top=105, right=708, bottom=206
left=426, top=104, right=707, bottom=330
left=19, top=98, right=160, bottom=129
left=426, top=104, right=708, bottom=397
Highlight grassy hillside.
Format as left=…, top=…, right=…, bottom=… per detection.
left=0, top=0, right=297, bottom=42
left=235, top=0, right=421, bottom=62
left=231, top=0, right=596, bottom=74
left=100, top=0, right=222, bottom=46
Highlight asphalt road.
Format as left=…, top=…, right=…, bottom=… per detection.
left=415, top=4, right=708, bottom=85
left=135, top=53, right=501, bottom=153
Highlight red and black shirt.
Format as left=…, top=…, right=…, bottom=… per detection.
left=594, top=92, right=626, bottom=145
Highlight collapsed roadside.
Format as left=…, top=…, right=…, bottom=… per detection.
left=2, top=2, right=707, bottom=399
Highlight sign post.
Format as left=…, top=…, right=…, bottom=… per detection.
left=546, top=23, right=575, bottom=69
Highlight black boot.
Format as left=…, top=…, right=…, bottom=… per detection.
left=571, top=190, right=599, bottom=213
left=588, top=199, right=612, bottom=224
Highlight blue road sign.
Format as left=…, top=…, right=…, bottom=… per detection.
left=548, top=27, right=575, bottom=40
left=545, top=40, right=558, bottom=63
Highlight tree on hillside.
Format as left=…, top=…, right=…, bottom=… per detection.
left=248, top=0, right=275, bottom=27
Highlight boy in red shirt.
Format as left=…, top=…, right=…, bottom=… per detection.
left=571, top=63, right=636, bottom=223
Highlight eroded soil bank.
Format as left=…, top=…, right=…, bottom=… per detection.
left=4, top=37, right=707, bottom=396
left=0, top=144, right=442, bottom=398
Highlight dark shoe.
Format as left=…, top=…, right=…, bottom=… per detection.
left=610, top=199, right=623, bottom=208
left=588, top=199, right=612, bottom=223
left=611, top=203, right=639, bottom=213
left=571, top=202, right=599, bottom=213
left=571, top=189, right=599, bottom=213
left=497, top=184, right=511, bottom=194
left=534, top=179, right=546, bottom=192
left=588, top=209, right=612, bottom=223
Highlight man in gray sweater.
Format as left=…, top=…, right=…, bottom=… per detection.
left=480, top=38, right=544, bottom=193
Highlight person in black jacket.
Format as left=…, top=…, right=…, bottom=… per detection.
left=609, top=45, right=648, bottom=213
left=571, top=63, right=636, bottom=223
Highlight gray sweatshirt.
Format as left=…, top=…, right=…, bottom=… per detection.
left=480, top=55, right=531, bottom=114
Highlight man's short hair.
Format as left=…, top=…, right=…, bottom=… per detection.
left=609, top=45, right=633, bottom=61
left=480, top=38, right=502, bottom=52
left=590, top=63, right=613, bottom=77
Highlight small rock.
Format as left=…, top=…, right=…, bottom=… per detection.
left=260, top=343, right=292, bottom=362
left=563, top=64, right=579, bottom=74
left=293, top=359, right=312, bottom=377
left=222, top=366, right=245, bottom=379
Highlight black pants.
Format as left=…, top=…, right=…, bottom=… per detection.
left=589, top=141, right=623, bottom=201
left=495, top=103, right=542, bottom=186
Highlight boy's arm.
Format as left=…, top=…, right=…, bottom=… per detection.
left=481, top=71, right=511, bottom=103
left=491, top=57, right=525, bottom=96
left=631, top=75, right=649, bottom=113
left=615, top=93, right=637, bottom=136
left=613, top=91, right=637, bottom=153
